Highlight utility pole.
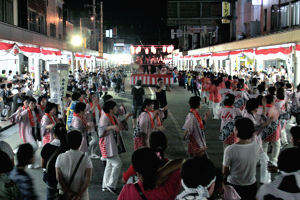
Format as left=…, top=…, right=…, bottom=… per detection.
left=100, top=1, right=103, bottom=57
left=93, top=0, right=96, bottom=50
left=230, top=0, right=237, bottom=41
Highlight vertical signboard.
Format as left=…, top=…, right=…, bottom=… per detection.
left=222, top=2, right=230, bottom=24
left=58, top=64, right=69, bottom=100
left=252, top=0, right=262, bottom=5
left=49, top=64, right=60, bottom=104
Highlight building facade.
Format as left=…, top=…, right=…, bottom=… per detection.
left=166, top=0, right=300, bottom=87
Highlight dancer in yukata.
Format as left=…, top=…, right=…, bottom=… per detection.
left=183, top=96, right=210, bottom=157
left=98, top=100, right=132, bottom=195
left=17, top=97, right=41, bottom=168
left=41, top=102, right=59, bottom=145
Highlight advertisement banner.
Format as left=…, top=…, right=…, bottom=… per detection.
left=222, top=2, right=230, bottom=24
left=49, top=64, right=61, bottom=104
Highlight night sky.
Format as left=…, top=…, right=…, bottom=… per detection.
left=64, top=0, right=170, bottom=45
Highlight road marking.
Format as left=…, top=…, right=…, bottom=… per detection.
left=148, top=86, right=156, bottom=100
left=168, top=110, right=189, bottom=156
left=148, top=86, right=188, bottom=156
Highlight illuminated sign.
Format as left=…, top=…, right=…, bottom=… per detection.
left=222, top=2, right=230, bottom=24
left=252, top=0, right=262, bottom=5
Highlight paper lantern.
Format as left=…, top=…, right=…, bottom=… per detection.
left=145, top=48, right=149, bottom=54
left=162, top=46, right=167, bottom=53
left=130, top=46, right=135, bottom=55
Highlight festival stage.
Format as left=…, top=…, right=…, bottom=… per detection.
left=130, top=74, right=174, bottom=85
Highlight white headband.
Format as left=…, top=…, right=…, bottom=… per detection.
left=272, top=170, right=300, bottom=188
left=176, top=177, right=216, bottom=200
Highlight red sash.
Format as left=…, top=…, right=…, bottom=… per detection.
left=144, top=109, right=155, bottom=128
left=27, top=108, right=40, bottom=126
left=89, top=102, right=101, bottom=117
left=105, top=113, right=119, bottom=132
left=39, top=105, right=45, bottom=111
left=45, top=113, right=57, bottom=124
left=151, top=111, right=161, bottom=126
left=190, top=109, right=204, bottom=129
left=73, top=112, right=88, bottom=127
left=22, top=106, right=26, bottom=110
left=80, top=98, right=88, bottom=104
left=225, top=106, right=233, bottom=108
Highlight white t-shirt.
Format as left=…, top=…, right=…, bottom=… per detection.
left=55, top=150, right=92, bottom=192
left=0, top=141, right=14, bottom=159
left=223, top=142, right=260, bottom=186
left=256, top=183, right=300, bottom=200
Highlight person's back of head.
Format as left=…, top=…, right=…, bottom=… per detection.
left=279, top=82, right=285, bottom=88
left=132, top=148, right=160, bottom=190
left=53, top=123, right=69, bottom=151
left=266, top=94, right=274, bottom=104
left=102, top=94, right=113, bottom=103
left=0, top=150, right=13, bottom=173
left=74, top=102, right=86, bottom=113
left=149, top=131, right=168, bottom=166
left=276, top=148, right=300, bottom=192
left=290, top=126, right=300, bottom=148
left=179, top=157, right=216, bottom=199
left=276, top=87, right=285, bottom=100
left=286, top=83, right=292, bottom=89
left=17, top=144, right=34, bottom=167
left=246, top=98, right=259, bottom=114
left=234, top=118, right=255, bottom=140
left=225, top=81, right=231, bottom=89
left=136, top=80, right=142, bottom=86
left=71, top=92, right=81, bottom=101
left=236, top=82, right=243, bottom=90
left=189, top=96, right=201, bottom=109
left=224, top=94, right=235, bottom=106
left=257, top=85, right=265, bottom=94
left=103, top=100, right=117, bottom=113
left=67, top=130, right=82, bottom=150
left=252, top=78, right=258, bottom=86
left=268, top=86, right=276, bottom=95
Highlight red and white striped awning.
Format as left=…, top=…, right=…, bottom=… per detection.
left=255, top=46, right=292, bottom=55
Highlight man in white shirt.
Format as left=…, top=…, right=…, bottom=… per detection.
left=223, top=118, right=260, bottom=200
left=56, top=130, right=93, bottom=199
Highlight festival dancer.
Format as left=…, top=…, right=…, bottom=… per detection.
left=87, top=92, right=102, bottom=159
left=41, top=102, right=59, bottom=145
left=133, top=99, right=156, bottom=150
left=17, top=97, right=41, bottom=168
left=183, top=96, right=210, bottom=157
left=218, top=94, right=243, bottom=149
left=99, top=101, right=132, bottom=195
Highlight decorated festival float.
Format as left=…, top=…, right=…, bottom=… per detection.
left=130, top=45, right=175, bottom=86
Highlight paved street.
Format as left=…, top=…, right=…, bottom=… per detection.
left=0, top=78, right=295, bottom=200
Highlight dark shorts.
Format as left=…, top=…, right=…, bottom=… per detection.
left=132, top=106, right=142, bottom=119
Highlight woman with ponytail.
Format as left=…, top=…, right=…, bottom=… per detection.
left=118, top=148, right=184, bottom=200
left=41, top=123, right=69, bottom=199
left=133, top=99, right=156, bottom=150
left=122, top=131, right=168, bottom=183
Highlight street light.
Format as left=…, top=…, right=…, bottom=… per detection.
left=71, top=36, right=83, bottom=46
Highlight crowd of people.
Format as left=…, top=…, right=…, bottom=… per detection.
left=0, top=65, right=299, bottom=200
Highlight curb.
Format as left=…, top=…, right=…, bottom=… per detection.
left=0, top=123, right=15, bottom=132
